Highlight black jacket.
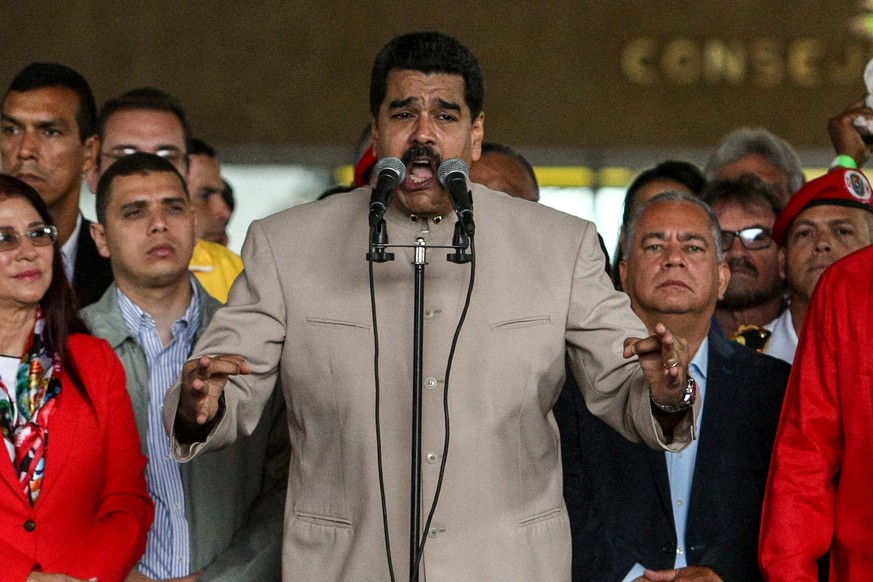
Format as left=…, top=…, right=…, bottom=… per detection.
left=555, top=330, right=790, bottom=581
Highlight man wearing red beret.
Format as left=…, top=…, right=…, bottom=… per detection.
left=760, top=201, right=873, bottom=580
left=763, top=168, right=873, bottom=363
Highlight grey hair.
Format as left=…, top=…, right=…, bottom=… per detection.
left=622, top=190, right=724, bottom=262
left=705, top=127, right=805, bottom=195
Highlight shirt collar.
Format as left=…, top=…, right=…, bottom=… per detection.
left=117, top=275, right=201, bottom=344
left=689, top=336, right=708, bottom=382
left=59, top=213, right=83, bottom=282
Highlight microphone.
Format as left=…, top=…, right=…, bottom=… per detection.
left=368, top=157, right=406, bottom=227
left=437, top=158, right=475, bottom=236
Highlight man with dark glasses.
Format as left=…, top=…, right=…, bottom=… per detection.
left=702, top=177, right=785, bottom=348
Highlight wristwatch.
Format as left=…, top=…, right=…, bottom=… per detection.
left=650, top=377, right=696, bottom=413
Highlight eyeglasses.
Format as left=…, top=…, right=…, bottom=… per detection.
left=720, top=227, right=774, bottom=250
left=0, top=225, right=58, bottom=252
left=101, top=146, right=186, bottom=169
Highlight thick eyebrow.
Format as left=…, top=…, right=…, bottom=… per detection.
left=828, top=217, right=861, bottom=229
left=436, top=98, right=461, bottom=112
left=1, top=112, right=72, bottom=132
left=161, top=195, right=190, bottom=206
left=639, top=232, right=667, bottom=247
left=386, top=97, right=462, bottom=113
left=639, top=231, right=709, bottom=246
left=677, top=231, right=709, bottom=245
left=119, top=195, right=188, bottom=211
left=388, top=97, right=416, bottom=110
left=789, top=216, right=854, bottom=231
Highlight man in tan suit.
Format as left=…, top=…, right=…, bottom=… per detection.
left=165, top=31, right=698, bottom=581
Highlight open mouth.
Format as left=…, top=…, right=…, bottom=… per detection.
left=402, top=145, right=440, bottom=187
left=408, top=158, right=436, bottom=184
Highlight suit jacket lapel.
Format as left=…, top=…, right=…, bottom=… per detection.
left=686, top=331, right=738, bottom=545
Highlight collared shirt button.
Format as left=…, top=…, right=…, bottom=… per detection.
left=424, top=309, right=439, bottom=320
left=428, top=526, right=445, bottom=538
left=425, top=451, right=440, bottom=464
left=23, top=519, right=36, bottom=532
left=425, top=377, right=438, bottom=390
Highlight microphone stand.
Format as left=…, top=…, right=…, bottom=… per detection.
left=409, top=237, right=426, bottom=581
left=367, top=220, right=471, bottom=582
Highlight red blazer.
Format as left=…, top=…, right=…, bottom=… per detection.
left=0, top=334, right=153, bottom=582
left=760, top=245, right=873, bottom=581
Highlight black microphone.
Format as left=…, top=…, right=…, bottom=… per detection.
left=368, top=157, right=406, bottom=227
left=437, top=158, right=475, bottom=236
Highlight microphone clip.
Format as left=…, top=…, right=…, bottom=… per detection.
left=366, top=218, right=395, bottom=263
left=446, top=220, right=472, bottom=264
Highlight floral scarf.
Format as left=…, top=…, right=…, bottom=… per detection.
left=0, top=308, right=62, bottom=505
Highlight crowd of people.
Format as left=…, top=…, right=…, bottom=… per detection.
left=0, top=29, right=871, bottom=582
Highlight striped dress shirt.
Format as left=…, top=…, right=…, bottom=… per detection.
left=118, top=282, right=201, bottom=578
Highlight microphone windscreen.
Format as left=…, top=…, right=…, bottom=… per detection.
left=437, top=158, right=469, bottom=185
left=373, top=157, right=407, bottom=183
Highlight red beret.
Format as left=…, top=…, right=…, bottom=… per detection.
left=353, top=143, right=377, bottom=187
left=773, top=168, right=873, bottom=246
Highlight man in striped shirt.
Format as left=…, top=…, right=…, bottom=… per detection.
left=82, top=152, right=288, bottom=581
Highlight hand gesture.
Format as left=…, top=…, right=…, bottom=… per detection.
left=624, top=322, right=690, bottom=409
left=178, top=354, right=251, bottom=427
left=828, top=96, right=873, bottom=168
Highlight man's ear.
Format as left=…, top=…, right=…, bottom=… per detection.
left=470, top=112, right=485, bottom=162
left=90, top=221, right=111, bottom=259
left=86, top=162, right=100, bottom=194
left=716, top=261, right=730, bottom=300
left=81, top=135, right=98, bottom=174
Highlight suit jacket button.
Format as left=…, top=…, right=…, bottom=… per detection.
left=24, top=519, right=36, bottom=532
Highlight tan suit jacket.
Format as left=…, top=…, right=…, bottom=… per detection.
left=165, top=185, right=693, bottom=581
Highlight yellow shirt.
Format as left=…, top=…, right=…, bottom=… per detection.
left=188, top=239, right=244, bottom=303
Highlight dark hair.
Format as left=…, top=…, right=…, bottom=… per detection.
left=190, top=137, right=216, bottom=158
left=701, top=175, right=784, bottom=217
left=97, top=87, right=192, bottom=150
left=5, top=62, right=97, bottom=141
left=0, top=174, right=89, bottom=397
left=622, top=161, right=706, bottom=227
left=370, top=31, right=484, bottom=119
left=221, top=178, right=235, bottom=211
left=612, top=160, right=705, bottom=289
left=480, top=142, right=539, bottom=196
left=95, top=152, right=189, bottom=224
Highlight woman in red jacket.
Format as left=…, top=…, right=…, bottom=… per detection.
left=0, top=174, right=153, bottom=581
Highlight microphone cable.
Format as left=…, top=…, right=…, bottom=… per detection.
left=369, top=222, right=397, bottom=582
left=411, top=235, right=476, bottom=580
left=369, top=223, right=476, bottom=582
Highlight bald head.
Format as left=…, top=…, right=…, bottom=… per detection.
left=471, top=144, right=539, bottom=202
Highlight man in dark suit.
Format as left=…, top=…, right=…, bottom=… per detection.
left=1, top=62, right=113, bottom=307
left=556, top=191, right=790, bottom=581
